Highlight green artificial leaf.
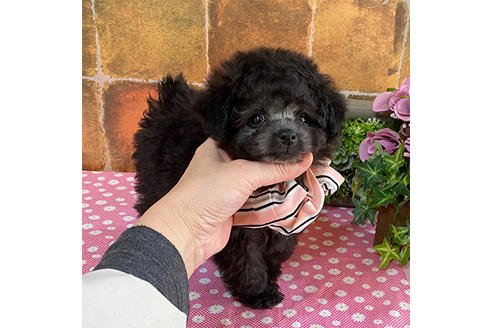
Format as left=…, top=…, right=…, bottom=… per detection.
left=382, top=143, right=405, bottom=174
left=394, top=142, right=405, bottom=161
left=393, top=180, right=410, bottom=198
left=338, top=156, right=354, bottom=172
left=351, top=197, right=377, bottom=225
left=370, top=185, right=394, bottom=208
left=389, top=224, right=409, bottom=246
left=391, top=198, right=401, bottom=212
left=332, top=147, right=348, bottom=166
left=402, top=170, right=410, bottom=185
left=400, top=233, right=410, bottom=246
left=352, top=155, right=384, bottom=186
left=352, top=198, right=370, bottom=224
left=384, top=169, right=399, bottom=190
left=386, top=88, right=397, bottom=92
left=372, top=141, right=384, bottom=158
left=399, top=244, right=410, bottom=266
left=373, top=237, right=401, bottom=269
left=351, top=172, right=362, bottom=195
left=358, top=188, right=372, bottom=205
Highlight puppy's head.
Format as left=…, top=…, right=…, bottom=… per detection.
left=194, top=48, right=346, bottom=163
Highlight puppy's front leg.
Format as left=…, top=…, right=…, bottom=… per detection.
left=264, top=230, right=298, bottom=281
left=213, top=228, right=283, bottom=309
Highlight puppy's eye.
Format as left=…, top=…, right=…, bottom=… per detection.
left=248, top=114, right=265, bottom=127
left=299, top=113, right=310, bottom=124
left=299, top=113, right=320, bottom=128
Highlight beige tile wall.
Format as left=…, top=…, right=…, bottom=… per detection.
left=82, top=0, right=409, bottom=171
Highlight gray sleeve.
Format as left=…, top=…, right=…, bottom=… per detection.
left=94, top=225, right=189, bottom=315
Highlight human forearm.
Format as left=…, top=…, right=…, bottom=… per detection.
left=92, top=225, right=190, bottom=315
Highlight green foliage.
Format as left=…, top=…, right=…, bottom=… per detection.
left=352, top=138, right=410, bottom=268
left=373, top=237, right=401, bottom=269
left=373, top=224, right=410, bottom=269
left=328, top=116, right=411, bottom=269
left=399, top=245, right=410, bottom=266
left=338, top=118, right=387, bottom=159
left=351, top=142, right=409, bottom=226
left=326, top=118, right=387, bottom=204
left=389, top=224, right=409, bottom=246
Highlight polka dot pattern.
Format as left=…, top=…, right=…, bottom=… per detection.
left=82, top=171, right=410, bottom=327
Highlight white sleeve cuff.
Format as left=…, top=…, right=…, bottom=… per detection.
left=83, top=269, right=187, bottom=328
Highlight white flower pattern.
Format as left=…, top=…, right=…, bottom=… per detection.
left=81, top=172, right=410, bottom=327
left=335, top=303, right=348, bottom=311
left=351, top=313, right=366, bottom=322
left=209, top=304, right=224, bottom=314
left=283, top=309, right=297, bottom=318
left=304, top=285, right=318, bottom=293
left=241, top=311, right=255, bottom=319
left=191, top=315, right=204, bottom=323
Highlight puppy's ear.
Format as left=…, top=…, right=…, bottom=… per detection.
left=316, top=74, right=346, bottom=141
left=194, top=89, right=231, bottom=142
left=193, top=70, right=234, bottom=142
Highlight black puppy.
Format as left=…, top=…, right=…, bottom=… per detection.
left=133, top=48, right=346, bottom=309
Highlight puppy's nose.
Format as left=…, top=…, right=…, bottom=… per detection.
left=278, top=129, right=297, bottom=145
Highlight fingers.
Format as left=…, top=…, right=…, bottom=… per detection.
left=194, top=138, right=226, bottom=163
left=234, top=153, right=313, bottom=190
left=196, top=138, right=313, bottom=191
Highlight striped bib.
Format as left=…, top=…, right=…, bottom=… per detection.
left=233, top=160, right=344, bottom=235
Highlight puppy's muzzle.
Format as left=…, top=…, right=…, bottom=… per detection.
left=277, top=129, right=297, bottom=146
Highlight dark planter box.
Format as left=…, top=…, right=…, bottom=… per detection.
left=373, top=201, right=410, bottom=246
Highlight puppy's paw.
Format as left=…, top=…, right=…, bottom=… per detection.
left=239, top=282, right=284, bottom=309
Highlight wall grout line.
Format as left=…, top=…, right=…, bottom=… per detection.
left=84, top=75, right=377, bottom=97
left=83, top=75, right=160, bottom=84
left=90, top=0, right=112, bottom=171
left=83, top=75, right=204, bottom=87
left=307, top=0, right=317, bottom=57
left=395, top=3, right=410, bottom=88
left=84, top=75, right=376, bottom=98
left=340, top=90, right=379, bottom=97
left=204, top=0, right=210, bottom=76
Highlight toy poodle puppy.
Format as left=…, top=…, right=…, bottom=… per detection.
left=132, top=48, right=346, bottom=309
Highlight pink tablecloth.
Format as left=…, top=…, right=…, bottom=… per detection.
left=82, top=170, right=410, bottom=327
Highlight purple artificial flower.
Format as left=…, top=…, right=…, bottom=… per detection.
left=359, top=128, right=402, bottom=162
left=372, top=78, right=410, bottom=122
left=394, top=97, right=410, bottom=121
left=404, top=138, right=410, bottom=158
left=372, top=91, right=394, bottom=112
left=396, top=78, right=410, bottom=95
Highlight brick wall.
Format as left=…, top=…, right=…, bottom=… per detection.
left=82, top=0, right=410, bottom=171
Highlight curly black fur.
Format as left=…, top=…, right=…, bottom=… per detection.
left=133, top=48, right=346, bottom=309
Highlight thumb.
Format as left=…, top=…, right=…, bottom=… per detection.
left=239, top=153, right=313, bottom=190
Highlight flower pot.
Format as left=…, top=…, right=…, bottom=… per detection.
left=373, top=201, right=410, bottom=246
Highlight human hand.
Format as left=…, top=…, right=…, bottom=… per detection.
left=136, top=138, right=313, bottom=277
